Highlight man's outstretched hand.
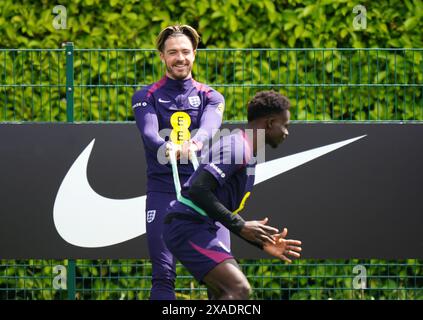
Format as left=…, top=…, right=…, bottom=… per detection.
left=240, top=217, right=279, bottom=246
left=263, top=228, right=302, bottom=263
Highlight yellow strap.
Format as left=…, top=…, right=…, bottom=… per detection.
left=232, top=192, right=251, bottom=215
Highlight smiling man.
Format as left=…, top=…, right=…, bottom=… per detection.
left=132, top=25, right=226, bottom=300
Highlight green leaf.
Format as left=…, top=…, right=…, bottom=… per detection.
left=105, top=13, right=120, bottom=22
left=229, top=15, right=238, bottom=32
left=404, top=17, right=419, bottom=31
left=201, top=29, right=213, bottom=44
left=379, top=23, right=388, bottom=34
left=288, top=36, right=296, bottom=48
left=126, top=13, right=138, bottom=20
left=197, top=0, right=209, bottom=15
left=302, top=5, right=315, bottom=17
left=294, top=24, right=304, bottom=38
left=340, top=29, right=348, bottom=38
left=284, top=22, right=296, bottom=31
left=263, top=0, right=275, bottom=13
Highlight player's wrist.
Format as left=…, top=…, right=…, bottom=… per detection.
left=190, top=139, right=203, bottom=151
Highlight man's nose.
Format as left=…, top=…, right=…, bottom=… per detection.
left=176, top=52, right=184, bottom=60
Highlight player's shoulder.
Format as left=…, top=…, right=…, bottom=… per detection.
left=219, top=130, right=248, bottom=153
left=132, top=84, right=153, bottom=101
left=216, top=132, right=248, bottom=168
left=191, top=79, right=224, bottom=99
left=206, top=131, right=249, bottom=168
left=133, top=77, right=168, bottom=100
left=191, top=79, right=211, bottom=92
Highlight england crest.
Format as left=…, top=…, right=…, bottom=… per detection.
left=188, top=96, right=201, bottom=108
left=146, top=210, right=156, bottom=223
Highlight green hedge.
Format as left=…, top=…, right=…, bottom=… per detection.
left=1, top=259, right=421, bottom=300
left=1, top=0, right=422, bottom=49
left=0, top=1, right=422, bottom=122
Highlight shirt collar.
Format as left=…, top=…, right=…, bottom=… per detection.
left=164, top=75, right=193, bottom=91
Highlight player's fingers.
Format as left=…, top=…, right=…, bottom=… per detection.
left=274, top=233, right=284, bottom=241
left=184, top=141, right=192, bottom=153
left=254, top=238, right=265, bottom=247
left=280, top=255, right=292, bottom=264
left=259, top=217, right=269, bottom=225
left=286, top=245, right=302, bottom=252
left=281, top=228, right=288, bottom=238
left=286, top=240, right=302, bottom=246
left=260, top=224, right=279, bottom=234
left=285, top=250, right=301, bottom=258
left=259, top=233, right=275, bottom=245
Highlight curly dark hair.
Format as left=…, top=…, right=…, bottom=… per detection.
left=156, top=24, right=200, bottom=52
left=247, top=90, right=290, bottom=121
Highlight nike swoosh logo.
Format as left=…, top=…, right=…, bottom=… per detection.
left=254, top=135, right=366, bottom=185
left=158, top=98, right=171, bottom=103
left=53, top=140, right=146, bottom=248
left=53, top=135, right=366, bottom=248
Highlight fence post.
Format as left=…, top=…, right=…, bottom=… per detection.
left=64, top=42, right=76, bottom=300
left=67, top=259, right=76, bottom=300
left=64, top=42, right=74, bottom=122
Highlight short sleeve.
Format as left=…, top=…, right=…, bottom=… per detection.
left=202, top=134, right=247, bottom=186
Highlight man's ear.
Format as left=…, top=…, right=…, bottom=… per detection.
left=267, top=118, right=273, bottom=129
left=159, top=51, right=165, bottom=63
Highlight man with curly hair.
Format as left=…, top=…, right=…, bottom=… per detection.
left=164, top=90, right=302, bottom=299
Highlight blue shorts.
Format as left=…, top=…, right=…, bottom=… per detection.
left=163, top=212, right=233, bottom=282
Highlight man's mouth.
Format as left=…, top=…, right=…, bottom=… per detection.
left=174, top=64, right=188, bottom=71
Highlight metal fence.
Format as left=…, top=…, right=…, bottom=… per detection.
left=1, top=259, right=421, bottom=300
left=0, top=46, right=422, bottom=300
left=1, top=45, right=422, bottom=122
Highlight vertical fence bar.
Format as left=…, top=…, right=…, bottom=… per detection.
left=64, top=42, right=75, bottom=299
left=67, top=259, right=76, bottom=300
left=65, top=42, right=74, bottom=123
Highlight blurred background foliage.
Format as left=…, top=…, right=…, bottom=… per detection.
left=0, top=0, right=422, bottom=299
left=0, top=0, right=422, bottom=49
left=0, top=0, right=422, bottom=122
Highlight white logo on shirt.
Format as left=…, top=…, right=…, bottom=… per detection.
left=188, top=96, right=201, bottom=108
left=132, top=101, right=147, bottom=109
left=210, top=163, right=226, bottom=178
left=158, top=98, right=171, bottom=103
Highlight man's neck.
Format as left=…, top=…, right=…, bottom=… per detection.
left=166, top=73, right=192, bottom=81
left=245, top=121, right=263, bottom=156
